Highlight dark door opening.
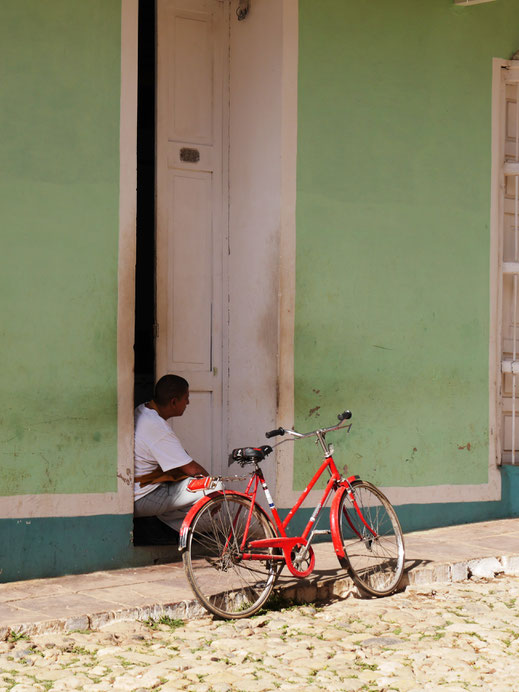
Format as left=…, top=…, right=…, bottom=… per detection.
left=134, top=0, right=156, bottom=407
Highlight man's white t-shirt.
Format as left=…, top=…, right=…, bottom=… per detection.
left=134, top=404, right=193, bottom=501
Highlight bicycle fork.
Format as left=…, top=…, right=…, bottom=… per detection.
left=343, top=484, right=378, bottom=544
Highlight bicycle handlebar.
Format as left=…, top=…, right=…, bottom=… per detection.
left=265, top=427, right=285, bottom=439
left=265, top=410, right=352, bottom=443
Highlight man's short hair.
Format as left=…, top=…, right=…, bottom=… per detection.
left=154, top=375, right=189, bottom=406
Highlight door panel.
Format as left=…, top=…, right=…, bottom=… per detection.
left=167, top=170, right=213, bottom=370
left=156, top=0, right=226, bottom=473
left=169, top=12, right=214, bottom=143
left=171, top=390, right=213, bottom=470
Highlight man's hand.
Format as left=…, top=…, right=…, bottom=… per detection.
left=179, top=460, right=210, bottom=478
left=135, top=467, right=189, bottom=487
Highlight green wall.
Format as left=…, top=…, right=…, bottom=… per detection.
left=294, top=0, right=519, bottom=490
left=0, top=0, right=121, bottom=495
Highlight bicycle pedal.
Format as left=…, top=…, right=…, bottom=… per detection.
left=313, top=529, right=331, bottom=536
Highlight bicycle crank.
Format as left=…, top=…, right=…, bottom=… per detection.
left=285, top=542, right=315, bottom=578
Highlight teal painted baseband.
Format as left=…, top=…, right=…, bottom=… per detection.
left=0, top=513, right=179, bottom=583
left=0, top=514, right=135, bottom=583
left=0, top=514, right=186, bottom=583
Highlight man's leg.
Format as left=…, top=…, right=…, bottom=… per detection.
left=154, top=478, right=224, bottom=531
left=134, top=486, right=181, bottom=544
left=134, top=479, right=222, bottom=532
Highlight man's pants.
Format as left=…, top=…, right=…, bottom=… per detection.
left=134, top=478, right=222, bottom=532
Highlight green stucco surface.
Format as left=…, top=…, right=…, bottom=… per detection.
left=294, top=0, right=519, bottom=489
left=0, top=0, right=121, bottom=495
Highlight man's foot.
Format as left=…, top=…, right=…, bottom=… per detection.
left=133, top=517, right=180, bottom=546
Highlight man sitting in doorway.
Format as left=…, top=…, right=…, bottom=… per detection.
left=133, top=374, right=214, bottom=544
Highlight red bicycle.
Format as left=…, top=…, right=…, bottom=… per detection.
left=180, top=411, right=405, bottom=619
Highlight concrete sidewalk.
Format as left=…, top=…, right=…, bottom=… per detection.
left=1, top=517, right=518, bottom=637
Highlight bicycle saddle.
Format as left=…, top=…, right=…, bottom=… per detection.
left=230, top=445, right=273, bottom=465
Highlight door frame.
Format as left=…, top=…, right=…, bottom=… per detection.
left=117, top=0, right=140, bottom=515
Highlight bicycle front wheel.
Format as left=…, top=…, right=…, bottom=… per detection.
left=336, top=480, right=405, bottom=597
left=183, top=494, right=278, bottom=619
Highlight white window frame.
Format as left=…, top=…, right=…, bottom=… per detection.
left=490, top=58, right=519, bottom=467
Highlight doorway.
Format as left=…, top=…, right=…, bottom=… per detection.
left=134, top=0, right=229, bottom=474
left=134, top=0, right=156, bottom=408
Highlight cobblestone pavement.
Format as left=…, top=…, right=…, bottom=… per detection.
left=0, top=575, right=518, bottom=692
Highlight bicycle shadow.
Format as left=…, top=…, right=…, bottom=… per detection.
left=271, top=557, right=434, bottom=600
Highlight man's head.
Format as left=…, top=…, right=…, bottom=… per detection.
left=153, top=375, right=190, bottom=417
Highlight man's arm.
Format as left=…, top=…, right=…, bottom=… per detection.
left=135, top=461, right=209, bottom=488
left=179, top=460, right=209, bottom=477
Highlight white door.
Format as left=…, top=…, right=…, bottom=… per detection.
left=156, top=0, right=227, bottom=473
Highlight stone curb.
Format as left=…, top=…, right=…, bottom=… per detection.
left=2, top=553, right=518, bottom=639
left=404, top=554, right=519, bottom=586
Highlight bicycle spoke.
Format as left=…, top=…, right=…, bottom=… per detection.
left=337, top=481, right=405, bottom=596
left=184, top=495, right=277, bottom=618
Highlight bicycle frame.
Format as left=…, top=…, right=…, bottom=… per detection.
left=237, top=422, right=376, bottom=577
left=248, top=454, right=343, bottom=543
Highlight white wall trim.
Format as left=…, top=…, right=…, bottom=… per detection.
left=489, top=58, right=507, bottom=477
left=0, top=493, right=130, bottom=520
left=275, top=0, right=299, bottom=503
left=276, top=475, right=502, bottom=514
left=383, top=476, right=501, bottom=505
left=0, top=473, right=501, bottom=520
left=115, top=0, right=139, bottom=514
left=227, top=0, right=285, bottom=493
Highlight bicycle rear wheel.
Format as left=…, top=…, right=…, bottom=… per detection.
left=336, top=480, right=405, bottom=597
left=183, top=494, right=278, bottom=619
